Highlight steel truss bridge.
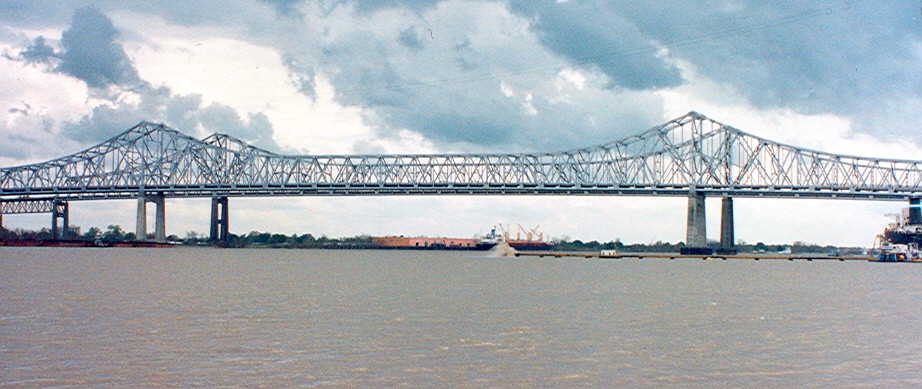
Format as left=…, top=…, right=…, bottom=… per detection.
left=2, top=111, right=920, bottom=246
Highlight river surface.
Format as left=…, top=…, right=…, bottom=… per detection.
left=1, top=247, right=921, bottom=388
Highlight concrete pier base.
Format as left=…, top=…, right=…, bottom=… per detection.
left=136, top=194, right=166, bottom=241
left=686, top=192, right=706, bottom=248
left=720, top=196, right=734, bottom=250
left=210, top=197, right=229, bottom=243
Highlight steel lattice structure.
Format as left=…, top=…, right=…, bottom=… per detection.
left=2, top=111, right=922, bottom=209
left=0, top=199, right=59, bottom=214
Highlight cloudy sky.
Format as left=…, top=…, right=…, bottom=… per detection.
left=1, top=0, right=920, bottom=246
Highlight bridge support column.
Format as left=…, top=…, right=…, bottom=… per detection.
left=210, top=197, right=229, bottom=244
left=909, top=198, right=921, bottom=225
left=136, top=196, right=147, bottom=241
left=686, top=192, right=706, bottom=248
left=136, top=194, right=167, bottom=241
left=152, top=195, right=166, bottom=241
left=720, top=196, right=734, bottom=251
left=51, top=200, right=69, bottom=240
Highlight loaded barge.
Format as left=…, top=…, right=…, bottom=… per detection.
left=370, top=225, right=555, bottom=251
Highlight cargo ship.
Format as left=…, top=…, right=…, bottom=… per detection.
left=369, top=224, right=556, bottom=251
left=872, top=200, right=922, bottom=262
left=370, top=236, right=497, bottom=250
left=493, top=224, right=555, bottom=251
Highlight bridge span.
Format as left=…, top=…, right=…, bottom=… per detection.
left=2, top=111, right=921, bottom=248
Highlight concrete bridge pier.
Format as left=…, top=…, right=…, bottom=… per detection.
left=136, top=194, right=166, bottom=241
left=152, top=195, right=166, bottom=241
left=51, top=200, right=69, bottom=239
left=136, top=196, right=147, bottom=240
left=685, top=192, right=707, bottom=248
left=720, top=196, right=735, bottom=251
left=210, top=197, right=229, bottom=243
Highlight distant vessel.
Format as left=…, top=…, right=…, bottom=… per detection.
left=493, top=224, right=555, bottom=251
left=370, top=236, right=497, bottom=250
left=369, top=224, right=556, bottom=251
left=872, top=202, right=922, bottom=262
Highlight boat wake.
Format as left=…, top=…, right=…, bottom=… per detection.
left=488, top=241, right=517, bottom=257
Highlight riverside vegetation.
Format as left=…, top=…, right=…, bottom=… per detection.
left=0, top=224, right=864, bottom=254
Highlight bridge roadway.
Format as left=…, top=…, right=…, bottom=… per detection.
left=2, top=112, right=922, bottom=248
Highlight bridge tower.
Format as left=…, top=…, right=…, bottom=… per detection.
left=136, top=193, right=166, bottom=241
left=210, top=197, right=229, bottom=244
left=909, top=198, right=922, bottom=224
left=720, top=196, right=734, bottom=251
left=50, top=200, right=69, bottom=239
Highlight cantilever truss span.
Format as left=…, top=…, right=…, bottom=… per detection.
left=2, top=111, right=922, bottom=206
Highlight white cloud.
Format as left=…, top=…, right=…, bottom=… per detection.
left=0, top=51, right=92, bottom=165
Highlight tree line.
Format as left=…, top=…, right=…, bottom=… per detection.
left=0, top=224, right=374, bottom=249
left=0, top=224, right=863, bottom=253
left=554, top=238, right=864, bottom=254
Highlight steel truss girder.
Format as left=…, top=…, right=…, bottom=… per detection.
left=3, top=112, right=922, bottom=203
left=0, top=199, right=58, bottom=214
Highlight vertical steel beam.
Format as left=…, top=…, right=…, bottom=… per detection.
left=136, top=196, right=147, bottom=241
left=686, top=192, right=707, bottom=248
left=720, top=196, right=734, bottom=250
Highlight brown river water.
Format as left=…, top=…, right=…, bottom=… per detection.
left=1, top=247, right=921, bottom=388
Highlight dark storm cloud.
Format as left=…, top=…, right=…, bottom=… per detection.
left=57, top=7, right=143, bottom=88
left=9, top=6, right=285, bottom=151
left=61, top=86, right=282, bottom=151
left=3, top=0, right=921, bottom=149
left=398, top=27, right=424, bottom=50
left=313, top=2, right=665, bottom=150
left=336, top=0, right=919, bottom=140
left=259, top=0, right=304, bottom=17
left=197, top=104, right=278, bottom=150
left=502, top=0, right=922, bottom=137
left=335, top=0, right=443, bottom=15
left=608, top=0, right=921, bottom=111
left=20, top=36, right=57, bottom=64
left=507, top=1, right=683, bottom=90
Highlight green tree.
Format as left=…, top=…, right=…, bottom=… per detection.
left=83, top=226, right=101, bottom=240
left=103, top=225, right=124, bottom=241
